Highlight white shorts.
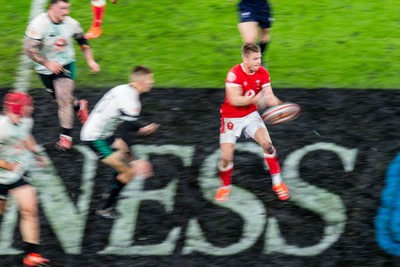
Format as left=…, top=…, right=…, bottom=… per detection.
left=220, top=111, right=267, bottom=144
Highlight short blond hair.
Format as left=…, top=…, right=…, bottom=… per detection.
left=241, top=43, right=261, bottom=57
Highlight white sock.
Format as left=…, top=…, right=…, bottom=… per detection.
left=271, top=173, right=282, bottom=186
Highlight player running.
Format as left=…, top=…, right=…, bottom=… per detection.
left=81, top=65, right=159, bottom=219
left=215, top=43, right=290, bottom=202
left=24, top=0, right=100, bottom=151
left=0, top=92, right=50, bottom=266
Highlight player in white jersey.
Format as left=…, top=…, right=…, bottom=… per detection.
left=24, top=0, right=100, bottom=151
left=81, top=66, right=159, bottom=219
left=0, top=92, right=50, bottom=267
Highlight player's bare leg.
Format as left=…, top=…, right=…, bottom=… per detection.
left=215, top=143, right=235, bottom=202
left=11, top=185, right=40, bottom=244
left=98, top=146, right=153, bottom=219
left=239, top=22, right=271, bottom=63
left=253, top=127, right=290, bottom=201
left=101, top=151, right=135, bottom=184
left=10, top=185, right=50, bottom=266
left=54, top=78, right=75, bottom=150
left=238, top=21, right=259, bottom=44
left=259, top=27, right=271, bottom=59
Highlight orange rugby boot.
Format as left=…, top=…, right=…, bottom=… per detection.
left=23, top=252, right=50, bottom=267
left=56, top=134, right=73, bottom=151
left=215, top=186, right=231, bottom=202
left=85, top=26, right=102, bottom=39
left=272, top=182, right=290, bottom=201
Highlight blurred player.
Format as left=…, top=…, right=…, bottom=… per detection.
left=0, top=92, right=50, bottom=266
left=85, top=0, right=118, bottom=39
left=24, top=0, right=100, bottom=151
left=81, top=65, right=159, bottom=219
left=215, top=43, right=290, bottom=202
left=237, top=0, right=274, bottom=61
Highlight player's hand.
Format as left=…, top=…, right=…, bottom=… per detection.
left=138, top=123, right=160, bottom=136
left=45, top=61, right=64, bottom=74
left=110, top=0, right=117, bottom=3
left=88, top=60, right=100, bottom=73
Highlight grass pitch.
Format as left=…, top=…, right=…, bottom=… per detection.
left=0, top=0, right=399, bottom=89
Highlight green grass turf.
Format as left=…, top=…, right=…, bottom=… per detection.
left=0, top=0, right=399, bottom=89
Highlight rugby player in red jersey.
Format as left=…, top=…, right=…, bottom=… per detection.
left=215, top=43, right=290, bottom=202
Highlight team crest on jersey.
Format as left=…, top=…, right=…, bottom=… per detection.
left=244, top=82, right=248, bottom=86
left=244, top=90, right=256, bottom=97
left=227, top=72, right=236, bottom=83
left=227, top=122, right=234, bottom=130
left=55, top=38, right=67, bottom=48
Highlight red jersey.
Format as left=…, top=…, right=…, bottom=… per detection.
left=220, top=64, right=271, bottom=118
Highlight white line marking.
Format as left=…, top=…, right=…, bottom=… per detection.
left=13, top=0, right=48, bottom=92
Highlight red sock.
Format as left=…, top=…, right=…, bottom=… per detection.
left=218, top=162, right=233, bottom=187
left=92, top=5, right=105, bottom=27
left=264, top=152, right=281, bottom=175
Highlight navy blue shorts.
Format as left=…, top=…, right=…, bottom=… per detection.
left=238, top=0, right=273, bottom=29
left=0, top=174, right=31, bottom=200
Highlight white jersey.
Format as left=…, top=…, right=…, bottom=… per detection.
left=25, top=13, right=83, bottom=75
left=0, top=116, right=34, bottom=185
left=81, top=84, right=141, bottom=141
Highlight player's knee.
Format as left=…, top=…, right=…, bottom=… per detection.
left=57, top=94, right=74, bottom=106
left=19, top=205, right=38, bottom=220
left=260, top=35, right=270, bottom=44
left=260, top=28, right=270, bottom=38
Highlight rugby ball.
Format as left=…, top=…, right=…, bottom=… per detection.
left=261, top=103, right=301, bottom=125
